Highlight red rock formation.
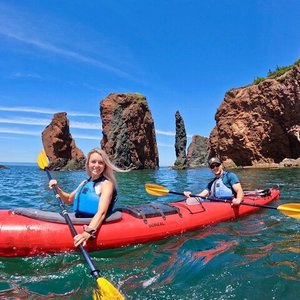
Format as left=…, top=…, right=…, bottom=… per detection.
left=42, top=112, right=86, bottom=170
left=100, top=93, right=159, bottom=169
left=210, top=61, right=300, bottom=167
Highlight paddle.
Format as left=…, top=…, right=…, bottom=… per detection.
left=37, top=149, right=124, bottom=300
left=145, top=183, right=300, bottom=219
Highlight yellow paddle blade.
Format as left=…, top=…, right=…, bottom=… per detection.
left=145, top=183, right=170, bottom=196
left=37, top=152, right=45, bottom=170
left=37, top=149, right=49, bottom=170
left=277, top=203, right=300, bottom=219
left=93, top=277, right=125, bottom=300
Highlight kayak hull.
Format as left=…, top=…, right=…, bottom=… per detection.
left=0, top=189, right=280, bottom=257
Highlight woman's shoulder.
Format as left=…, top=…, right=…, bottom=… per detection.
left=95, top=176, right=113, bottom=187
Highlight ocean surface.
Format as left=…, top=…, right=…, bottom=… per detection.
left=0, top=165, right=300, bottom=299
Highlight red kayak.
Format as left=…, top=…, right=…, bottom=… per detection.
left=0, top=188, right=280, bottom=257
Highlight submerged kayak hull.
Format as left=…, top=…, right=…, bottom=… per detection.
left=0, top=189, right=280, bottom=257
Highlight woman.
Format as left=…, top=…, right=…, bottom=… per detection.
left=49, top=148, right=126, bottom=247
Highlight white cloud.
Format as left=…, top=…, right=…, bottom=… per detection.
left=157, top=143, right=173, bottom=148
left=6, top=72, right=41, bottom=79
left=71, top=121, right=101, bottom=130
left=0, top=128, right=41, bottom=136
left=73, top=134, right=100, bottom=140
left=0, top=117, right=48, bottom=126
left=0, top=127, right=100, bottom=140
left=0, top=117, right=101, bottom=130
left=156, top=129, right=175, bottom=136
left=156, top=129, right=193, bottom=138
left=0, top=106, right=99, bottom=117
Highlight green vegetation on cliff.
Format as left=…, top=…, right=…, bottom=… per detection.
left=253, top=59, right=300, bottom=85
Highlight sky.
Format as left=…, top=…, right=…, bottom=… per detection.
left=1, top=0, right=300, bottom=166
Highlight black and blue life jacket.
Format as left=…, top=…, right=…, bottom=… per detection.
left=73, top=176, right=117, bottom=218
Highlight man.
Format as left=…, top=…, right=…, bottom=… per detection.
left=184, top=157, right=244, bottom=205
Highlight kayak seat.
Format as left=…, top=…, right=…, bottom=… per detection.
left=117, top=203, right=182, bottom=224
left=13, top=208, right=122, bottom=224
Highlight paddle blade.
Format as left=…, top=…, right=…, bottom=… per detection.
left=145, top=183, right=170, bottom=196
left=93, top=277, right=125, bottom=300
left=277, top=203, right=300, bottom=219
left=37, top=149, right=49, bottom=170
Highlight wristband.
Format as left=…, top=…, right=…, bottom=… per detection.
left=83, top=225, right=97, bottom=239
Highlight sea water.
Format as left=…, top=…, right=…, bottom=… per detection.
left=0, top=165, right=299, bottom=299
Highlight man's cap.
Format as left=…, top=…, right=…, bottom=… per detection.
left=208, top=157, right=221, bottom=167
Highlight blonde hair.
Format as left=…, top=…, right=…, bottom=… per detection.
left=85, top=148, right=127, bottom=187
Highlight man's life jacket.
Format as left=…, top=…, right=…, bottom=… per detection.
left=209, top=171, right=239, bottom=199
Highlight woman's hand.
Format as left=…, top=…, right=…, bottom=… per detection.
left=74, top=232, right=91, bottom=247
left=49, top=179, right=57, bottom=189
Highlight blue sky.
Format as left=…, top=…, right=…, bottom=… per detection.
left=1, top=0, right=300, bottom=166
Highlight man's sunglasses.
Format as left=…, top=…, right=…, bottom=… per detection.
left=210, top=163, right=221, bottom=169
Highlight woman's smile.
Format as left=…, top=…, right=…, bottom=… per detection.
left=89, top=153, right=105, bottom=179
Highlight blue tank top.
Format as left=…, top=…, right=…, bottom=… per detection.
left=73, top=176, right=117, bottom=218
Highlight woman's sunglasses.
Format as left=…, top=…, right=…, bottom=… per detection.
left=210, top=163, right=221, bottom=169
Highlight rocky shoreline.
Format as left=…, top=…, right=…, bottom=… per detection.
left=238, top=158, right=300, bottom=169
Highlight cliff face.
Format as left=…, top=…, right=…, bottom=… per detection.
left=100, top=93, right=159, bottom=169
left=174, top=111, right=188, bottom=169
left=187, top=135, right=209, bottom=168
left=210, top=62, right=300, bottom=166
left=42, top=112, right=86, bottom=170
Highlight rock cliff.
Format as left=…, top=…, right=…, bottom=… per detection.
left=187, top=135, right=209, bottom=168
left=210, top=61, right=300, bottom=167
left=100, top=93, right=159, bottom=169
left=42, top=112, right=86, bottom=170
left=174, top=111, right=188, bottom=169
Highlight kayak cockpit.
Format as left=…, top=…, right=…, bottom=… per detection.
left=13, top=208, right=122, bottom=224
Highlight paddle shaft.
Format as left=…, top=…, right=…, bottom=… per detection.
left=169, top=190, right=277, bottom=210
left=45, top=168, right=100, bottom=279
